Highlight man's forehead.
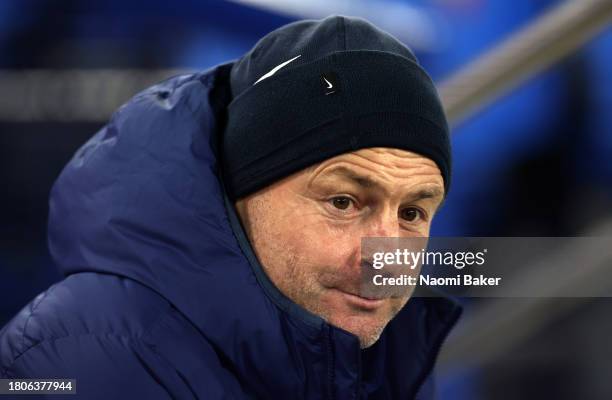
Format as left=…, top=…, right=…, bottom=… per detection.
left=316, top=164, right=442, bottom=192
left=303, top=148, right=444, bottom=199
left=317, top=147, right=437, bottom=168
left=307, top=148, right=441, bottom=180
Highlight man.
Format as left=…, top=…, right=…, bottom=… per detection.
left=0, top=16, right=460, bottom=399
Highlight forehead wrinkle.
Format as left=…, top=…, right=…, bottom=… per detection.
left=308, top=162, right=444, bottom=204
left=343, top=152, right=442, bottom=191
left=305, top=148, right=444, bottom=199
left=349, top=149, right=444, bottom=196
left=351, top=149, right=438, bottom=172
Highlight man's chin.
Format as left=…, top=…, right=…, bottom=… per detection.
left=305, top=289, right=405, bottom=348
left=326, top=313, right=390, bottom=349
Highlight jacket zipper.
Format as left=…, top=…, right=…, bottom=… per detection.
left=326, top=325, right=335, bottom=400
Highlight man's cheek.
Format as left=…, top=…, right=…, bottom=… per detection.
left=312, top=236, right=354, bottom=268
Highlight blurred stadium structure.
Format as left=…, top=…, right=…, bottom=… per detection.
left=1, top=0, right=611, bottom=399
left=441, top=0, right=612, bottom=123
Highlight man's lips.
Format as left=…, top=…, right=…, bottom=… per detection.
left=331, top=288, right=387, bottom=311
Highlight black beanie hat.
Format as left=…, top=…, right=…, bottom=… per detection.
left=223, top=15, right=451, bottom=200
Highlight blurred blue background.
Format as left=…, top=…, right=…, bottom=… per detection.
left=1, top=0, right=611, bottom=398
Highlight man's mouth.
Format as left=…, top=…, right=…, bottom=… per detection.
left=332, top=288, right=387, bottom=311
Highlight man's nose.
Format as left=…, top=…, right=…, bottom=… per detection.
left=365, top=208, right=400, bottom=238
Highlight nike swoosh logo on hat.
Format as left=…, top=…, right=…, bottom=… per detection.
left=323, top=77, right=333, bottom=89
left=253, top=54, right=301, bottom=85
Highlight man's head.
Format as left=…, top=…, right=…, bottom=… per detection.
left=223, top=16, right=451, bottom=348
left=235, top=147, right=444, bottom=348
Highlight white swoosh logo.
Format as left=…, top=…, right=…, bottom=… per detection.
left=253, top=55, right=301, bottom=85
left=323, top=77, right=333, bottom=89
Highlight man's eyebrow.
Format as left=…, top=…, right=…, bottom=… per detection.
left=319, top=166, right=385, bottom=192
left=410, top=187, right=444, bottom=201
left=318, top=165, right=445, bottom=204
left=413, top=186, right=446, bottom=212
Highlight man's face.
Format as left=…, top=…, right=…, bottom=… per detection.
left=235, top=147, right=445, bottom=348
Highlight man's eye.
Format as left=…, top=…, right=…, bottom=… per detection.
left=330, top=196, right=353, bottom=210
left=399, top=207, right=422, bottom=222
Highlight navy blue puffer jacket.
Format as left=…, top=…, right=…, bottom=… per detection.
left=0, top=62, right=461, bottom=399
